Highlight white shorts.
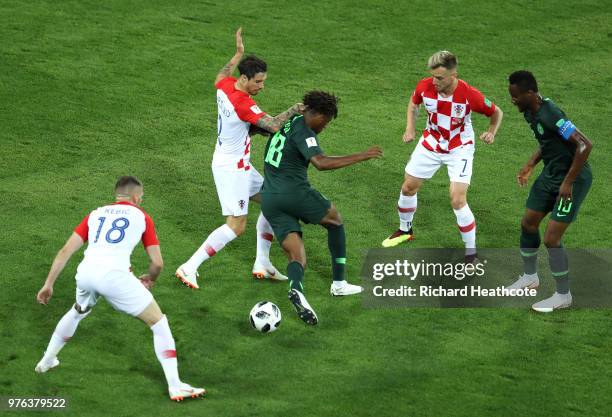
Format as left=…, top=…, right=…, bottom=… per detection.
left=405, top=139, right=475, bottom=184
left=75, top=270, right=153, bottom=317
left=212, top=165, right=264, bottom=216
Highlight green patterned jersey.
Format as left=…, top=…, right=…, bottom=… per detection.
left=262, top=115, right=324, bottom=193
left=523, top=98, right=590, bottom=182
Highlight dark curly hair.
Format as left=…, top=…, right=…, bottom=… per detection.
left=509, top=70, right=538, bottom=93
left=303, top=91, right=339, bottom=119
left=238, top=55, right=267, bottom=79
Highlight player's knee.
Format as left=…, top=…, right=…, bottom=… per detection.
left=401, top=181, right=419, bottom=196
left=233, top=224, right=246, bottom=236
left=324, top=213, right=343, bottom=227
left=450, top=195, right=466, bottom=210
left=321, top=206, right=342, bottom=226
left=227, top=217, right=247, bottom=236
left=520, top=217, right=539, bottom=233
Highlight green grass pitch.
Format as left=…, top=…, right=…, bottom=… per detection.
left=1, top=1, right=611, bottom=416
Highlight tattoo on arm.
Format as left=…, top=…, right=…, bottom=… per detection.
left=255, top=104, right=301, bottom=133
left=216, top=54, right=242, bottom=83
left=256, top=115, right=280, bottom=133
left=219, top=61, right=233, bottom=78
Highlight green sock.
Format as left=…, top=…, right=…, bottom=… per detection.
left=520, top=228, right=540, bottom=275
left=326, top=224, right=346, bottom=282
left=287, top=261, right=304, bottom=292
left=547, top=244, right=570, bottom=294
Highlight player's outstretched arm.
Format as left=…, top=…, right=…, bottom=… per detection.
left=517, top=148, right=542, bottom=187
left=310, top=146, right=383, bottom=171
left=140, top=245, right=164, bottom=290
left=403, top=100, right=419, bottom=143
left=37, top=233, right=84, bottom=305
left=558, top=130, right=593, bottom=200
left=256, top=103, right=305, bottom=133
left=214, top=27, right=245, bottom=84
left=480, top=106, right=503, bottom=144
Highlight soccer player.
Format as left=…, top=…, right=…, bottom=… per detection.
left=176, top=28, right=304, bottom=289
left=260, top=91, right=383, bottom=325
left=382, top=51, right=503, bottom=262
left=507, top=71, right=593, bottom=312
left=35, top=177, right=205, bottom=402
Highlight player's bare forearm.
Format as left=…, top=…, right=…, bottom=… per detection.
left=311, top=147, right=383, bottom=171
left=145, top=245, right=164, bottom=281
left=44, top=233, right=84, bottom=286
left=311, top=154, right=367, bottom=170
left=214, top=28, right=244, bottom=84
left=256, top=103, right=303, bottom=133
left=562, top=130, right=593, bottom=185
left=406, top=101, right=419, bottom=132
left=215, top=53, right=242, bottom=84
left=525, top=148, right=542, bottom=168
left=38, top=233, right=84, bottom=304
left=44, top=254, right=70, bottom=288
left=487, top=106, right=503, bottom=135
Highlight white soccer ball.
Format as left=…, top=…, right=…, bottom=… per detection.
left=249, top=301, right=281, bottom=333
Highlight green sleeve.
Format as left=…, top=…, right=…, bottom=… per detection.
left=541, top=101, right=577, bottom=141
left=540, top=101, right=567, bottom=131
left=295, top=132, right=324, bottom=161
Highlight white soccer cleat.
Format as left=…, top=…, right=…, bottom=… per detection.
left=532, top=292, right=572, bottom=313
left=35, top=356, right=60, bottom=373
left=252, top=260, right=288, bottom=281
left=330, top=280, right=364, bottom=296
left=288, top=289, right=318, bottom=325
left=507, top=273, right=540, bottom=290
left=175, top=264, right=199, bottom=289
left=168, top=382, right=206, bottom=401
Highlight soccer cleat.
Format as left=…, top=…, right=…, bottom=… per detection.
left=252, top=260, right=288, bottom=281
left=382, top=229, right=414, bottom=248
left=288, top=289, right=318, bottom=325
left=35, top=356, right=60, bottom=373
left=532, top=292, right=572, bottom=313
left=175, top=265, right=199, bottom=289
left=507, top=273, right=540, bottom=290
left=330, top=280, right=363, bottom=296
left=168, top=382, right=206, bottom=401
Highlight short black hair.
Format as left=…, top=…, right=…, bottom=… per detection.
left=237, top=55, right=267, bottom=79
left=115, top=175, right=142, bottom=191
left=509, top=70, right=538, bottom=93
left=303, top=91, right=339, bottom=119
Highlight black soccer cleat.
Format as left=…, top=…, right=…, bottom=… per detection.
left=288, top=289, right=318, bottom=325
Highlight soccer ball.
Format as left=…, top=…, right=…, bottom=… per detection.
left=249, top=301, right=281, bottom=333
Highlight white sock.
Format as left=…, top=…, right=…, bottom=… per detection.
left=184, top=224, right=237, bottom=273
left=398, top=193, right=417, bottom=232
left=256, top=212, right=274, bottom=263
left=151, top=315, right=181, bottom=388
left=453, top=204, right=476, bottom=255
left=43, top=306, right=90, bottom=361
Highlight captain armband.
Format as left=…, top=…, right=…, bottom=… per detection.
left=555, top=119, right=576, bottom=141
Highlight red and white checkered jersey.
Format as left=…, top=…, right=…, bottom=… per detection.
left=214, top=76, right=266, bottom=170
left=412, top=78, right=496, bottom=153
left=73, top=201, right=159, bottom=276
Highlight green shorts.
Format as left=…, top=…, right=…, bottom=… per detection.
left=261, top=188, right=332, bottom=243
left=526, top=171, right=592, bottom=223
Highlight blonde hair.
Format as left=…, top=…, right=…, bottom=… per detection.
left=427, top=51, right=458, bottom=70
